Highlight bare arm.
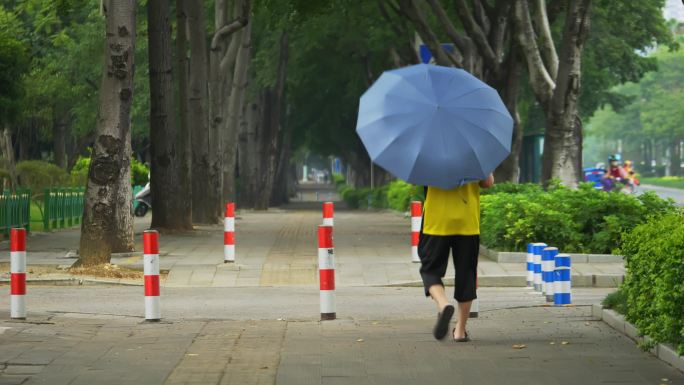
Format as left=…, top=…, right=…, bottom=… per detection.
left=479, top=173, right=494, bottom=189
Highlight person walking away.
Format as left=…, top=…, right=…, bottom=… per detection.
left=419, top=174, right=494, bottom=341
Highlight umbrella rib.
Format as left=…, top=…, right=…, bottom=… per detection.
left=372, top=119, right=425, bottom=172
left=439, top=86, right=490, bottom=106
left=405, top=114, right=438, bottom=184
left=385, top=72, right=437, bottom=106
left=445, top=109, right=512, bottom=151
left=356, top=108, right=423, bottom=132
left=448, top=106, right=512, bottom=120
left=446, top=120, right=489, bottom=178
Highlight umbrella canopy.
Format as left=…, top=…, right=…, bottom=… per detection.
left=356, top=64, right=513, bottom=189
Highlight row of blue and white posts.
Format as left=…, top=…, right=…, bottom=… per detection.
left=526, top=243, right=572, bottom=305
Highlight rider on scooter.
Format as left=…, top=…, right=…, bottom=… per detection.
left=601, top=154, right=628, bottom=192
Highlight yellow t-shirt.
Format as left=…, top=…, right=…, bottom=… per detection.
left=422, top=182, right=480, bottom=236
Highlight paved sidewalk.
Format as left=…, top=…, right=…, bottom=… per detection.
left=0, top=294, right=681, bottom=385
left=0, top=210, right=625, bottom=288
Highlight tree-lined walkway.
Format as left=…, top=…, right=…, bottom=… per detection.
left=0, top=211, right=625, bottom=288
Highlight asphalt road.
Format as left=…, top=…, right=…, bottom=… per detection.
left=640, top=183, right=684, bottom=205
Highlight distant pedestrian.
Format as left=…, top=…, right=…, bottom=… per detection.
left=418, top=174, right=494, bottom=341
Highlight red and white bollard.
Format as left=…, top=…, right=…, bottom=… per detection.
left=224, top=203, right=235, bottom=263
left=143, top=230, right=161, bottom=322
left=410, top=201, right=422, bottom=263
left=318, top=225, right=336, bottom=320
left=10, top=228, right=26, bottom=320
left=322, top=202, right=334, bottom=226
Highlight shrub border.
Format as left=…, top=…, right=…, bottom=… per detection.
left=592, top=304, right=684, bottom=373
left=480, top=244, right=623, bottom=264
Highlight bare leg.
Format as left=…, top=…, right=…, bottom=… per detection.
left=428, top=284, right=450, bottom=312
left=454, top=300, right=472, bottom=339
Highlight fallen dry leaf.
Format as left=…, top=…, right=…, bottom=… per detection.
left=561, top=341, right=569, bottom=345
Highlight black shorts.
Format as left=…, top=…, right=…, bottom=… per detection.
left=418, top=233, right=479, bottom=302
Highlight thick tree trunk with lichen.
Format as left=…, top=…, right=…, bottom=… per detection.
left=148, top=0, right=192, bottom=231
left=78, top=0, right=136, bottom=266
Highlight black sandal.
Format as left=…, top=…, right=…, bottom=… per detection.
left=433, top=305, right=454, bottom=340
left=452, top=328, right=471, bottom=342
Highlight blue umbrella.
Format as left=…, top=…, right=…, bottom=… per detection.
left=356, top=64, right=513, bottom=189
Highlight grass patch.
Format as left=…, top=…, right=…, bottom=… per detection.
left=641, top=176, right=684, bottom=189
left=69, top=263, right=145, bottom=279
left=29, top=201, right=45, bottom=232
left=602, top=288, right=627, bottom=315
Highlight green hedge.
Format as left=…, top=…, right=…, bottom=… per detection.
left=16, top=160, right=73, bottom=190
left=620, top=213, right=684, bottom=353
left=481, top=183, right=676, bottom=254
left=336, top=177, right=424, bottom=211
left=71, top=155, right=149, bottom=187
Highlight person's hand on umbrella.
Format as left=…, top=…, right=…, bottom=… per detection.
left=479, top=173, right=494, bottom=189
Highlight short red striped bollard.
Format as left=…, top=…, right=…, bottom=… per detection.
left=411, top=201, right=422, bottom=263
left=318, top=225, right=336, bottom=320
left=10, top=228, right=27, bottom=320
left=322, top=202, right=334, bottom=226
left=143, top=230, right=161, bottom=322
left=224, top=203, right=235, bottom=263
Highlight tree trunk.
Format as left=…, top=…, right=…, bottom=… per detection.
left=494, top=48, right=523, bottom=183
left=222, top=17, right=252, bottom=202
left=53, top=111, right=68, bottom=168
left=186, top=0, right=215, bottom=224
left=670, top=138, right=681, bottom=177
left=209, top=0, right=248, bottom=214
left=238, top=98, right=260, bottom=208
left=253, top=32, right=288, bottom=210
left=78, top=0, right=136, bottom=266
left=176, top=0, right=192, bottom=223
left=1, top=126, right=18, bottom=190
left=270, top=124, right=292, bottom=207
left=148, top=0, right=191, bottom=231
left=540, top=0, right=592, bottom=186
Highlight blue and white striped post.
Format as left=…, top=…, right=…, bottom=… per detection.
left=554, top=254, right=572, bottom=306
left=542, top=247, right=558, bottom=302
left=532, top=243, right=547, bottom=292
left=526, top=243, right=534, bottom=287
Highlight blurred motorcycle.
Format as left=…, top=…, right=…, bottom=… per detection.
left=134, top=182, right=151, bottom=217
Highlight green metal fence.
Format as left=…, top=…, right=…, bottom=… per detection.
left=0, top=189, right=31, bottom=236
left=43, top=187, right=85, bottom=232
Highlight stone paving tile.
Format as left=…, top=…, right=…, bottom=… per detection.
left=1, top=305, right=683, bottom=385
